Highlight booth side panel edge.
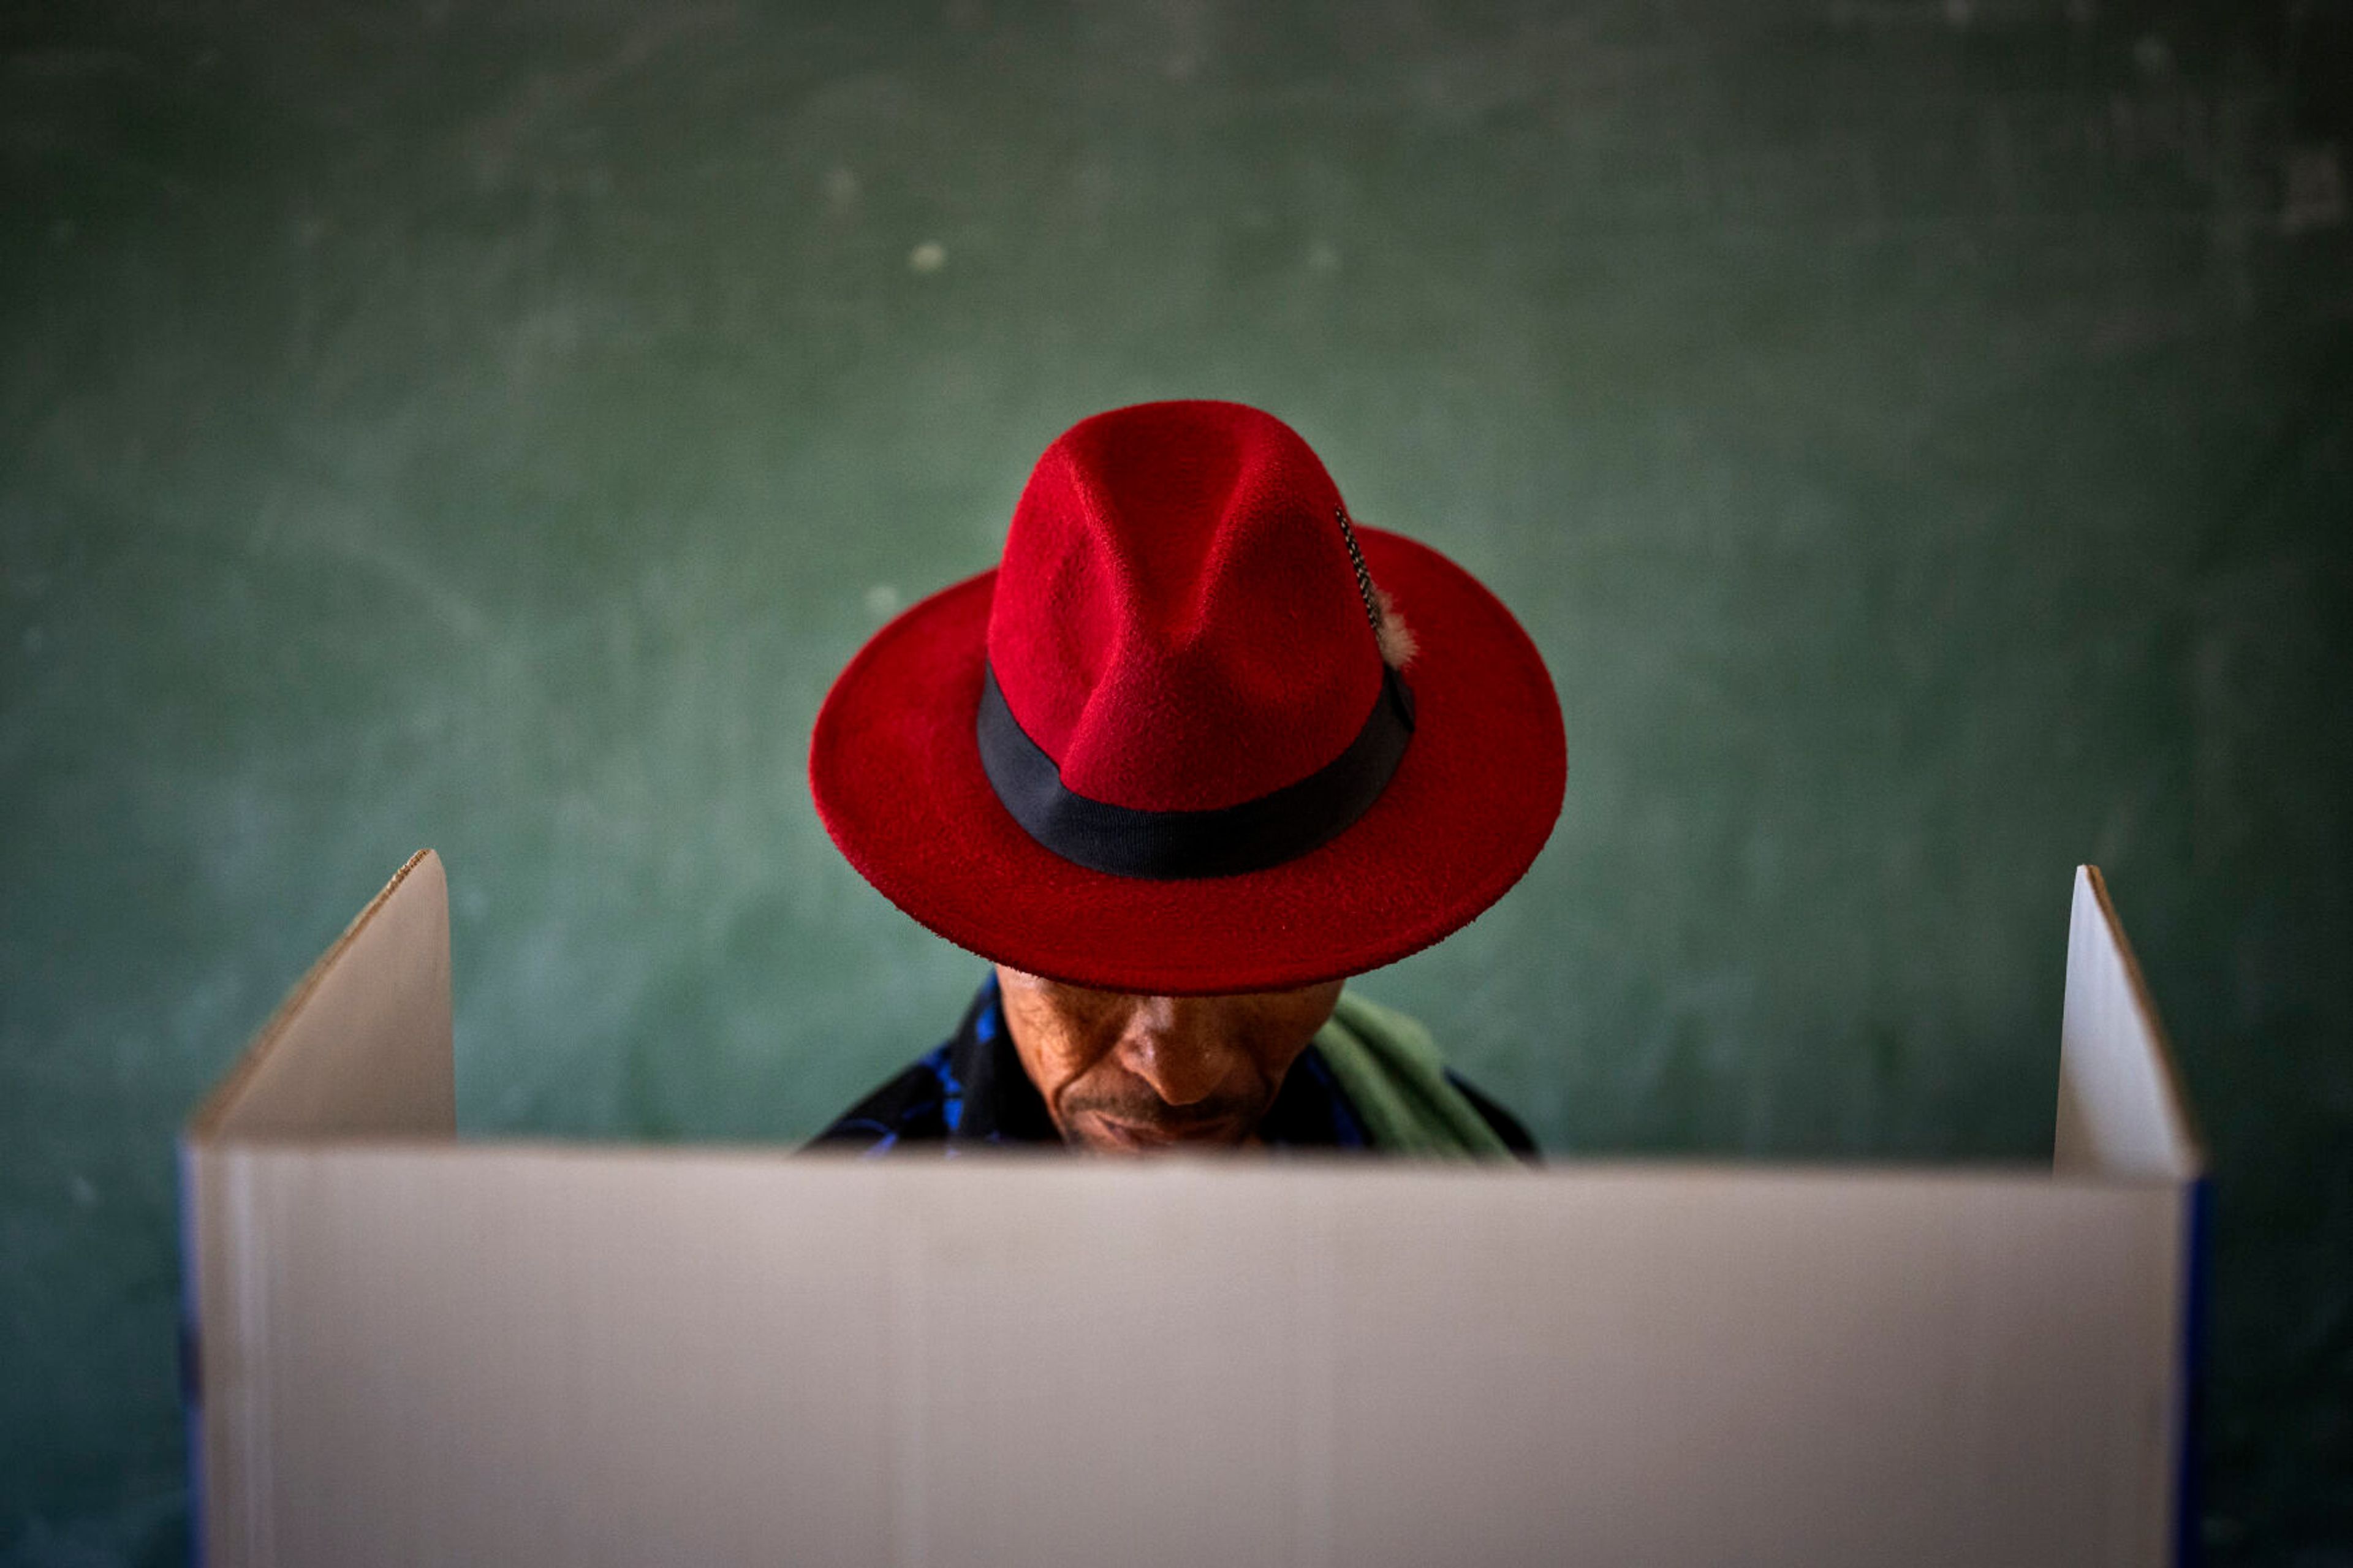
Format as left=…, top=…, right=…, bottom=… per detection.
left=2057, top=866, right=2201, bottom=1181
left=175, top=1140, right=208, bottom=1568
left=180, top=1142, right=271, bottom=1568
left=2172, top=1177, right=2214, bottom=1568
left=188, top=849, right=455, bottom=1142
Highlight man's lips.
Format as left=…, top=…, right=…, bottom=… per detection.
left=1080, top=1109, right=1243, bottom=1149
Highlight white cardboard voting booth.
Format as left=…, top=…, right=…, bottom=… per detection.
left=180, top=852, right=2205, bottom=1567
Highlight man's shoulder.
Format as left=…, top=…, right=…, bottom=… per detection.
left=1319, top=993, right=1542, bottom=1160
left=806, top=1045, right=958, bottom=1153
left=1441, top=1067, right=1540, bottom=1157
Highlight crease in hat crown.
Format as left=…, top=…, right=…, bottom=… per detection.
left=983, top=401, right=1394, bottom=815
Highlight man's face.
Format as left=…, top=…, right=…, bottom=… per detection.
left=994, top=966, right=1344, bottom=1152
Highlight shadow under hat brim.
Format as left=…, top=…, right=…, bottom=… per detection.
left=808, top=528, right=1566, bottom=995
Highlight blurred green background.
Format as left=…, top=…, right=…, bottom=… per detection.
left=3, top=0, right=2347, bottom=1561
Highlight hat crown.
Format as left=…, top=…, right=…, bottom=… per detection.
left=986, top=401, right=1385, bottom=813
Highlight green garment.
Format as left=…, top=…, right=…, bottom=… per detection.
left=1311, top=991, right=1516, bottom=1158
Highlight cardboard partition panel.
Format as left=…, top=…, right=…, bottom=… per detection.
left=182, top=858, right=2205, bottom=1568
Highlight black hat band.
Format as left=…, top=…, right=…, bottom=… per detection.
left=976, top=663, right=1416, bottom=881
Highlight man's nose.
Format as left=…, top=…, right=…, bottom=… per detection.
left=1116, top=996, right=1233, bottom=1107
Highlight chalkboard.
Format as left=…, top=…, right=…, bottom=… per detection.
left=2, top=1, right=2346, bottom=1562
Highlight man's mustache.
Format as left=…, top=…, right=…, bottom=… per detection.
left=1059, top=1088, right=1260, bottom=1135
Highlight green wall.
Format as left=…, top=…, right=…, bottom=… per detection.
left=3, top=1, right=2347, bottom=1561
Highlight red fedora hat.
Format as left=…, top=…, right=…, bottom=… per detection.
left=809, top=400, right=1564, bottom=994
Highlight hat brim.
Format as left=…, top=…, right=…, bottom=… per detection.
left=809, top=528, right=1565, bottom=994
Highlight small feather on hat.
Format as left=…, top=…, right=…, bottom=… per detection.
left=1374, top=586, right=1418, bottom=670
